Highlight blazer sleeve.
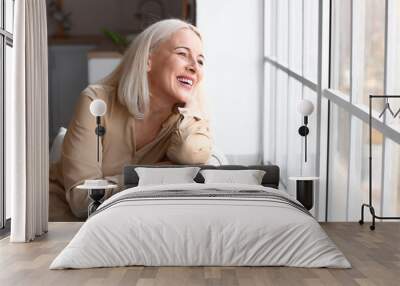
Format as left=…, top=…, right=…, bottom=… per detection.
left=166, top=107, right=213, bottom=164
left=61, top=88, right=104, bottom=217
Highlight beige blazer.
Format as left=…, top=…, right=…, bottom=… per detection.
left=50, top=84, right=212, bottom=219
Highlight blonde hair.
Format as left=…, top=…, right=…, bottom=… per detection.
left=100, top=19, right=202, bottom=120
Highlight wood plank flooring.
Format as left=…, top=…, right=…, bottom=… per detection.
left=0, top=222, right=399, bottom=286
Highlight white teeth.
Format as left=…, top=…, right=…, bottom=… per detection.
left=177, top=77, right=193, bottom=86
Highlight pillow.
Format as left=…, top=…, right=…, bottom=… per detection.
left=49, top=127, right=67, bottom=163
left=135, top=167, right=201, bottom=186
left=200, top=169, right=266, bottom=185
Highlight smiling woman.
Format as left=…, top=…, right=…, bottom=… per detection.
left=49, top=19, right=213, bottom=220
left=147, top=29, right=205, bottom=106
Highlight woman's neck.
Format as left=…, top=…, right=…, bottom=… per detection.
left=142, top=94, right=177, bottom=124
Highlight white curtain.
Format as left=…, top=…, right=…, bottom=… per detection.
left=8, top=0, right=49, bottom=242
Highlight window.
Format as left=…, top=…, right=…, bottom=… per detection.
left=275, top=69, right=288, bottom=186
left=263, top=0, right=320, bottom=204
left=347, top=118, right=383, bottom=221
left=328, top=104, right=350, bottom=221
left=288, top=0, right=302, bottom=75
left=276, top=0, right=288, bottom=65
left=1, top=0, right=14, bottom=230
left=331, top=0, right=351, bottom=95
left=303, top=0, right=318, bottom=82
left=326, top=0, right=399, bottom=222
left=383, top=138, right=400, bottom=217
left=353, top=0, right=385, bottom=111
left=264, top=0, right=400, bottom=221
left=386, top=0, right=400, bottom=133
left=286, top=77, right=302, bottom=188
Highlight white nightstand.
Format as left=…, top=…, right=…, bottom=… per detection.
left=288, top=177, right=319, bottom=210
left=77, top=182, right=118, bottom=216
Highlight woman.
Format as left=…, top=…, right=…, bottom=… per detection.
left=50, top=19, right=213, bottom=220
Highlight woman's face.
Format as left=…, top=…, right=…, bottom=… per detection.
left=147, top=28, right=204, bottom=105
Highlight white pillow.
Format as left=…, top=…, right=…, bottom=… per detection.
left=200, top=169, right=266, bottom=185
left=135, top=167, right=201, bottom=186
left=49, top=127, right=67, bottom=163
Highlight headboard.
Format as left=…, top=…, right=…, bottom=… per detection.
left=123, top=164, right=280, bottom=189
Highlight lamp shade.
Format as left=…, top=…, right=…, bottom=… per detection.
left=297, top=99, right=314, bottom=116
left=89, top=99, right=107, bottom=117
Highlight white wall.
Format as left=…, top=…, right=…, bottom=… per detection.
left=197, top=0, right=264, bottom=164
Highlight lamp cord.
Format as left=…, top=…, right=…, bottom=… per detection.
left=305, top=134, right=307, bottom=162
left=96, top=116, right=100, bottom=163
left=97, top=128, right=100, bottom=162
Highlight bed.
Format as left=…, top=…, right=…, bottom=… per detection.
left=50, top=165, right=351, bottom=269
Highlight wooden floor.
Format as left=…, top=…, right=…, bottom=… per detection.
left=0, top=222, right=399, bottom=286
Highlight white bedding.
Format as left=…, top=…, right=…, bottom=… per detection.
left=50, top=183, right=351, bottom=269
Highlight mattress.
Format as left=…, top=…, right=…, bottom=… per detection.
left=50, top=183, right=351, bottom=269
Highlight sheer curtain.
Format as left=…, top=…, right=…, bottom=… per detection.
left=7, top=0, right=49, bottom=242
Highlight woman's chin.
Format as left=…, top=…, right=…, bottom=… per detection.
left=173, top=93, right=191, bottom=104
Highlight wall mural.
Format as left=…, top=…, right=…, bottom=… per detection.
left=46, top=0, right=234, bottom=222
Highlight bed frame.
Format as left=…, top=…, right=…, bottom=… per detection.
left=123, top=165, right=280, bottom=189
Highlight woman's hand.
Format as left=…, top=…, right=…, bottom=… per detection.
left=182, top=85, right=207, bottom=119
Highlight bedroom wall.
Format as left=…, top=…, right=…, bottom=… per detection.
left=197, top=0, right=264, bottom=165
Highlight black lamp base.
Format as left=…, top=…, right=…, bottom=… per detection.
left=296, top=180, right=314, bottom=211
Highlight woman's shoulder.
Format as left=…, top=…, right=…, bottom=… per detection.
left=81, top=84, right=117, bottom=101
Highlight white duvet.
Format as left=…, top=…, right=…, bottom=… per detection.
left=50, top=183, right=351, bottom=269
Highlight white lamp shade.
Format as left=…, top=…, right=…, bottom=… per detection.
left=297, top=99, right=314, bottom=116
left=89, top=99, right=107, bottom=117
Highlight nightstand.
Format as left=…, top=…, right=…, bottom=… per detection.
left=288, top=177, right=319, bottom=210
left=77, top=182, right=118, bottom=216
